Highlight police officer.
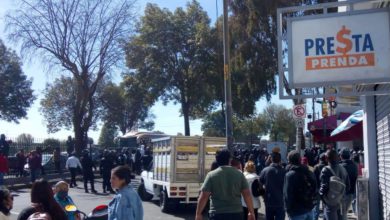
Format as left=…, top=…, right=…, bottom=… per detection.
left=81, top=150, right=97, bottom=193
left=100, top=150, right=115, bottom=194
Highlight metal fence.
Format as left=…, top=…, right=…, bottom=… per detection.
left=7, top=137, right=68, bottom=156
left=5, top=137, right=69, bottom=179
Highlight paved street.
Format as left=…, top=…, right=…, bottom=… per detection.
left=9, top=178, right=200, bottom=220
left=8, top=177, right=358, bottom=220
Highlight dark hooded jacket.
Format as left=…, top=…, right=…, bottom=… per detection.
left=340, top=159, right=358, bottom=195
left=283, top=165, right=317, bottom=217
left=319, top=163, right=350, bottom=203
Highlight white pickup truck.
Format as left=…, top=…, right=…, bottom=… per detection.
left=137, top=136, right=226, bottom=213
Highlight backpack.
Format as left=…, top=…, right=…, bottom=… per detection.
left=251, top=178, right=265, bottom=197
left=323, top=166, right=346, bottom=206
left=297, top=168, right=317, bottom=209
left=27, top=212, right=52, bottom=220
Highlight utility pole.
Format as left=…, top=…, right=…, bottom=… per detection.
left=223, top=0, right=233, bottom=151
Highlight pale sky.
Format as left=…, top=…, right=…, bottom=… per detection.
left=0, top=0, right=293, bottom=142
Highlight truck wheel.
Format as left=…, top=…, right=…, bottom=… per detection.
left=160, top=190, right=176, bottom=213
left=137, top=183, right=153, bottom=201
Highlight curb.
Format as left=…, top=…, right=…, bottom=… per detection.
left=7, top=171, right=102, bottom=191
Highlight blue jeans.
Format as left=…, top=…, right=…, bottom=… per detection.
left=289, top=211, right=313, bottom=220
left=266, top=206, right=285, bottom=220
left=352, top=194, right=357, bottom=214
left=324, top=204, right=341, bottom=220
left=0, top=173, right=4, bottom=185
left=312, top=199, right=321, bottom=220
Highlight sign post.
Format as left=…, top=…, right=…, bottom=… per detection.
left=293, top=104, right=306, bottom=152
left=293, top=104, right=306, bottom=120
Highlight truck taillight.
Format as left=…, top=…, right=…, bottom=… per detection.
left=179, top=187, right=186, bottom=191
left=170, top=187, right=177, bottom=191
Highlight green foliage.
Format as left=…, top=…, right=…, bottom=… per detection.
left=203, top=104, right=295, bottom=145
left=43, top=138, right=61, bottom=152
left=40, top=76, right=104, bottom=133
left=16, top=133, right=34, bottom=145
left=125, top=1, right=217, bottom=135
left=261, top=104, right=296, bottom=145
left=0, top=39, right=35, bottom=122
left=98, top=123, right=118, bottom=148
left=201, top=110, right=268, bottom=143
left=101, top=75, right=156, bottom=135
left=43, top=138, right=60, bottom=148
left=201, top=111, right=226, bottom=137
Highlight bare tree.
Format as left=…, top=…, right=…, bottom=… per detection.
left=6, top=0, right=136, bottom=154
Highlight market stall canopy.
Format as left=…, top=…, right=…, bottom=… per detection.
left=329, top=110, right=363, bottom=142
left=308, top=112, right=351, bottom=143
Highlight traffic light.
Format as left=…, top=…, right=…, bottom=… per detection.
left=322, top=101, right=328, bottom=117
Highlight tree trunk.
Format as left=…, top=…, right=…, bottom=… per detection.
left=182, top=102, right=191, bottom=136
left=72, top=79, right=92, bottom=155
left=74, top=120, right=87, bottom=156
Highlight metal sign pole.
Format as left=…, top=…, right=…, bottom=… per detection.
left=223, top=0, right=233, bottom=151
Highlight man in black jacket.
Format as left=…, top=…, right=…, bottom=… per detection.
left=313, top=153, right=327, bottom=220
left=81, top=150, right=97, bottom=193
left=284, top=150, right=317, bottom=220
left=320, top=150, right=350, bottom=220
left=340, top=148, right=358, bottom=220
left=100, top=150, right=115, bottom=194
left=260, top=152, right=286, bottom=220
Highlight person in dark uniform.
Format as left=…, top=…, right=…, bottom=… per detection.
left=0, top=134, right=10, bottom=157
left=100, top=151, right=115, bottom=194
left=134, top=149, right=142, bottom=175
left=66, top=136, right=74, bottom=156
left=80, top=150, right=97, bottom=193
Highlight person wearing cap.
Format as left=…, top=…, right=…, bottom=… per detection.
left=0, top=188, right=13, bottom=220
left=339, top=148, right=358, bottom=220
left=259, top=152, right=286, bottom=220
left=54, top=181, right=78, bottom=220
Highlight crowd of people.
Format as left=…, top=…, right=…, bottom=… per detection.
left=0, top=132, right=364, bottom=220
left=196, top=145, right=362, bottom=220
left=0, top=165, right=144, bottom=220
left=0, top=134, right=154, bottom=190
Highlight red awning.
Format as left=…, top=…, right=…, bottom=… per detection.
left=328, top=121, right=363, bottom=142
left=308, top=113, right=351, bottom=143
